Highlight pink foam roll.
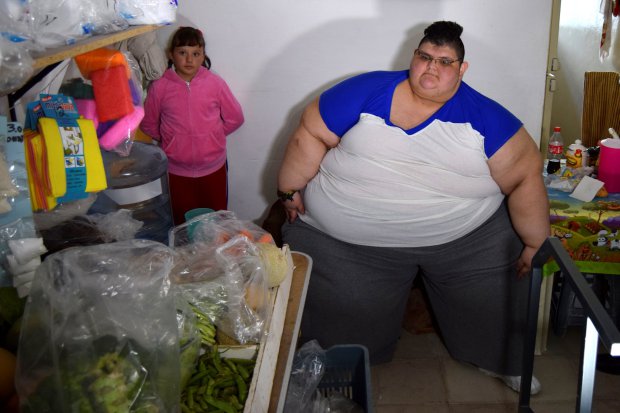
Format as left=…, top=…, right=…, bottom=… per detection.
left=98, top=105, right=145, bottom=150
left=75, top=99, right=99, bottom=130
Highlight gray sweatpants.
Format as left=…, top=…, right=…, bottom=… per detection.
left=282, top=202, right=528, bottom=375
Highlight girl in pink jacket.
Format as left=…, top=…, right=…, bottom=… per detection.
left=140, top=26, right=244, bottom=224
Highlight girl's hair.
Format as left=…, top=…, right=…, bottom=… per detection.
left=167, top=26, right=212, bottom=69
left=419, top=21, right=465, bottom=61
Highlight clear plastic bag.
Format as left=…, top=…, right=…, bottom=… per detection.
left=284, top=340, right=329, bottom=413
left=0, top=36, right=34, bottom=95
left=0, top=217, right=37, bottom=287
left=171, top=209, right=275, bottom=247
left=169, top=210, right=273, bottom=344
left=28, top=0, right=92, bottom=48
left=175, top=294, right=201, bottom=389
left=80, top=0, right=129, bottom=35
left=118, top=0, right=178, bottom=25
left=36, top=208, right=143, bottom=254
left=16, top=239, right=180, bottom=413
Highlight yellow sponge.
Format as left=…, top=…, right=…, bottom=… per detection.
left=37, top=118, right=67, bottom=198
left=25, top=118, right=107, bottom=211
left=77, top=118, right=107, bottom=192
left=24, top=129, right=58, bottom=211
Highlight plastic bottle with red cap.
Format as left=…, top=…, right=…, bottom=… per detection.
left=546, top=126, right=564, bottom=175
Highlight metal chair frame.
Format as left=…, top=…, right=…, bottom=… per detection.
left=519, top=237, right=620, bottom=412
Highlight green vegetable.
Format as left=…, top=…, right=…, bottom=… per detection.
left=87, top=352, right=145, bottom=413
left=190, top=303, right=218, bottom=347
left=181, top=346, right=256, bottom=412
left=205, top=396, right=236, bottom=413
left=0, top=287, right=26, bottom=325
left=21, top=337, right=161, bottom=413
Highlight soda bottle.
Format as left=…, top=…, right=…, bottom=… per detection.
left=546, top=126, right=564, bottom=175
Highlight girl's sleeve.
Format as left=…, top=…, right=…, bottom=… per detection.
left=218, top=81, right=244, bottom=135
left=140, top=82, right=162, bottom=140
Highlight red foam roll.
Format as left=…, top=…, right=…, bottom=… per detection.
left=91, top=65, right=134, bottom=122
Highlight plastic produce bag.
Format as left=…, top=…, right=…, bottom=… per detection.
left=175, top=294, right=201, bottom=389
left=170, top=209, right=275, bottom=247
left=169, top=210, right=272, bottom=344
left=16, top=239, right=180, bottom=413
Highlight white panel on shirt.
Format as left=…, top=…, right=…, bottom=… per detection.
left=300, top=114, right=505, bottom=247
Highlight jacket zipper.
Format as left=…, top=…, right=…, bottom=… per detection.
left=186, top=81, right=193, bottom=167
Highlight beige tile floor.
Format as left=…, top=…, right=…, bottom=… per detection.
left=370, top=326, right=620, bottom=412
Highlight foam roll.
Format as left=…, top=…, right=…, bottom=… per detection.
left=74, top=48, right=131, bottom=80
left=91, top=65, right=134, bottom=122
left=98, top=105, right=145, bottom=150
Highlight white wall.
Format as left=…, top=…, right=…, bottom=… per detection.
left=169, top=0, right=552, bottom=222
left=551, top=0, right=620, bottom=144
left=3, top=0, right=554, bottom=224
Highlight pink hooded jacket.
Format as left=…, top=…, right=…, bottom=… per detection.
left=141, top=66, right=244, bottom=177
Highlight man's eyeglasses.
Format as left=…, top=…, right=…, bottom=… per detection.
left=414, top=49, right=462, bottom=68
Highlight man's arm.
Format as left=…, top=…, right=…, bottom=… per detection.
left=488, top=127, right=550, bottom=276
left=277, top=98, right=339, bottom=222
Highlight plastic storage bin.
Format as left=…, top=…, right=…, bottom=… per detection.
left=89, top=142, right=173, bottom=244
left=318, top=344, right=373, bottom=412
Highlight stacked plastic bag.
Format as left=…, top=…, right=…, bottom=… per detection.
left=0, top=116, right=42, bottom=296
left=0, top=0, right=178, bottom=95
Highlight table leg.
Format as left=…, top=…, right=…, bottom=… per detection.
left=553, top=271, right=571, bottom=336
left=536, top=274, right=555, bottom=355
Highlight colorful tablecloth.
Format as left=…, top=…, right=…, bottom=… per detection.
left=545, top=188, right=620, bottom=276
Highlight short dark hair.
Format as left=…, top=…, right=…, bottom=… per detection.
left=167, top=26, right=212, bottom=69
left=418, top=21, right=465, bottom=61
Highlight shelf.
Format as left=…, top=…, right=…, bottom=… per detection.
left=31, top=24, right=162, bottom=70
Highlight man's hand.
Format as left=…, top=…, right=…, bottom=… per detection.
left=282, top=191, right=305, bottom=223
left=516, top=245, right=538, bottom=278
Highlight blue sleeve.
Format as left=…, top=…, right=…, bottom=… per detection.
left=318, top=71, right=402, bottom=137
left=453, top=83, right=523, bottom=158
left=478, top=100, right=522, bottom=157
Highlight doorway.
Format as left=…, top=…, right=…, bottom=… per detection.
left=543, top=0, right=620, bottom=153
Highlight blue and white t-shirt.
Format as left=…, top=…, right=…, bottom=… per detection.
left=299, top=70, right=523, bottom=247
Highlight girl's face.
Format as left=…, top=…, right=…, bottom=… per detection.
left=169, top=45, right=205, bottom=82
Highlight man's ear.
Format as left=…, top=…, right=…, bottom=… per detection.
left=459, top=61, right=469, bottom=78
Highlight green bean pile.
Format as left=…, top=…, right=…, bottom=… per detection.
left=181, top=346, right=255, bottom=413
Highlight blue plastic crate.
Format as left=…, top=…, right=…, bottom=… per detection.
left=318, top=344, right=373, bottom=412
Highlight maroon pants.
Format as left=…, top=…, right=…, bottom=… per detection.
left=168, top=163, right=227, bottom=225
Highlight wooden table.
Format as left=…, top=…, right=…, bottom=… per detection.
left=243, top=251, right=312, bottom=412
left=269, top=252, right=312, bottom=412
